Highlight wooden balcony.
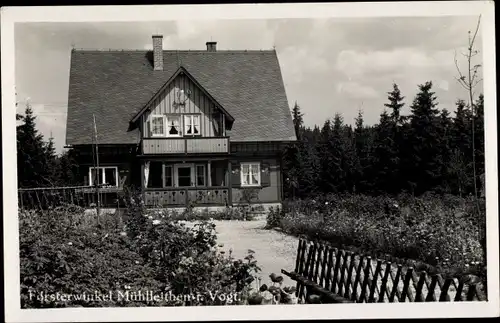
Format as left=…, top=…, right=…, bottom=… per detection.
left=142, top=137, right=229, bottom=155
left=144, top=187, right=230, bottom=206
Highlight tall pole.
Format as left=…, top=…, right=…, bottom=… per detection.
left=93, top=114, right=101, bottom=220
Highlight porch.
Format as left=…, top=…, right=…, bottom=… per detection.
left=142, top=159, right=232, bottom=207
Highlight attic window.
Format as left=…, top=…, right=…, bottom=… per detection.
left=150, top=115, right=165, bottom=137
left=184, top=115, right=200, bottom=135
left=166, top=116, right=181, bottom=137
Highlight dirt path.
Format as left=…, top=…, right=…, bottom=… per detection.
left=211, top=219, right=299, bottom=290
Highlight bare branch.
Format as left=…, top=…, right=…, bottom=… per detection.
left=454, top=50, right=468, bottom=84
left=454, top=76, right=470, bottom=91
left=470, top=14, right=482, bottom=49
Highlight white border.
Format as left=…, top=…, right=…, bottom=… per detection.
left=1, top=2, right=498, bottom=322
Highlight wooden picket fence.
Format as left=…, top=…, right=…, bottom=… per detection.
left=282, top=238, right=487, bottom=304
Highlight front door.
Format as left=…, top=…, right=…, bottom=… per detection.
left=175, top=164, right=195, bottom=187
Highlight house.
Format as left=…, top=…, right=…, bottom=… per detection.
left=65, top=35, right=296, bottom=209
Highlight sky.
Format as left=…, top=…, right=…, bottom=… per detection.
left=15, top=16, right=483, bottom=155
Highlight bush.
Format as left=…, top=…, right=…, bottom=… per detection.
left=20, top=197, right=261, bottom=307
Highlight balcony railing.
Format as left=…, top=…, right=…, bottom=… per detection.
left=144, top=187, right=230, bottom=207
left=142, top=137, right=229, bottom=154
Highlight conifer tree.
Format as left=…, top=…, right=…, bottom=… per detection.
left=372, top=110, right=398, bottom=193
left=17, top=102, right=51, bottom=187
left=408, top=81, right=442, bottom=194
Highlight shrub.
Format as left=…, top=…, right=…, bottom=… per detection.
left=20, top=197, right=262, bottom=307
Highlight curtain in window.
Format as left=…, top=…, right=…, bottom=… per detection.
left=251, top=165, right=259, bottom=184
left=168, top=118, right=180, bottom=135
left=184, top=115, right=200, bottom=135
left=212, top=113, right=220, bottom=136
left=151, top=117, right=164, bottom=135
left=144, top=161, right=150, bottom=188
left=184, top=115, right=191, bottom=135
left=193, top=116, right=200, bottom=134
left=242, top=164, right=250, bottom=185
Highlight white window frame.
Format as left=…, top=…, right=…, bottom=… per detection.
left=150, top=115, right=166, bottom=137
left=240, top=162, right=261, bottom=187
left=166, top=115, right=182, bottom=137
left=184, top=115, right=201, bottom=136
left=88, top=166, right=119, bottom=188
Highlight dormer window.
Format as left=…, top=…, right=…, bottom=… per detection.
left=184, top=115, right=200, bottom=135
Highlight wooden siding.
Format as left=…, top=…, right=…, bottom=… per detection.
left=186, top=138, right=229, bottom=153
left=142, top=138, right=229, bottom=154
left=141, top=74, right=222, bottom=138
left=232, top=158, right=281, bottom=203
left=143, top=138, right=185, bottom=154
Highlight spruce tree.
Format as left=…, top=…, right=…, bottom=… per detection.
left=372, top=110, right=398, bottom=194
left=17, top=102, right=51, bottom=187
left=384, top=83, right=406, bottom=126
left=408, top=81, right=442, bottom=194
left=435, top=108, right=453, bottom=193
left=292, top=101, right=304, bottom=140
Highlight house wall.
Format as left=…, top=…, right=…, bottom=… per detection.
left=231, top=158, right=281, bottom=204
left=73, top=145, right=140, bottom=188
left=141, top=74, right=222, bottom=138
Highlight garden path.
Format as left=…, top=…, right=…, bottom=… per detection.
left=211, top=219, right=299, bottom=290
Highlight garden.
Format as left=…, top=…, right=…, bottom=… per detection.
left=266, top=193, right=487, bottom=291
left=19, top=192, right=296, bottom=308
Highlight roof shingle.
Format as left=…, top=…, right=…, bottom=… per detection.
left=66, top=49, right=296, bottom=145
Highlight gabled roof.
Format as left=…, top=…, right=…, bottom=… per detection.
left=130, top=65, right=234, bottom=123
left=66, top=49, right=296, bottom=145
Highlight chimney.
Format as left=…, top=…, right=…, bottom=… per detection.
left=206, top=41, right=217, bottom=52
left=152, top=35, right=163, bottom=71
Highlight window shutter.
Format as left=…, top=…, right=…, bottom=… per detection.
left=231, top=163, right=241, bottom=188
left=261, top=163, right=271, bottom=187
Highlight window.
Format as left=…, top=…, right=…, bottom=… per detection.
left=166, top=116, right=181, bottom=136
left=163, top=165, right=173, bottom=187
left=176, top=165, right=193, bottom=187
left=184, top=115, right=200, bottom=135
left=89, top=166, right=118, bottom=187
left=196, top=165, right=206, bottom=186
left=241, top=162, right=260, bottom=187
left=150, top=115, right=165, bottom=137
left=146, top=162, right=163, bottom=188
